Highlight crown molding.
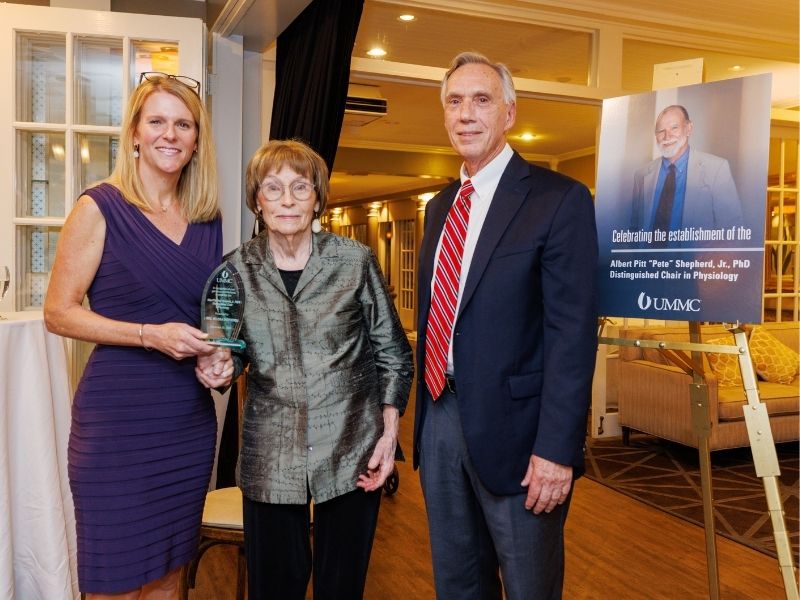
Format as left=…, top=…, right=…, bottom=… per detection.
left=339, top=138, right=565, bottom=165
left=557, top=146, right=596, bottom=161
left=339, top=140, right=456, bottom=154
left=210, top=0, right=255, bottom=37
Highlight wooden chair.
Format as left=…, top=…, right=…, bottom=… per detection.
left=181, top=374, right=247, bottom=599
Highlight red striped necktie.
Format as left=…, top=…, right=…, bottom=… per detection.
left=424, top=179, right=474, bottom=400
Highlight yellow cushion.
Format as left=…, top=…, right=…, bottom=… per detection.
left=202, top=487, right=243, bottom=529
left=706, top=335, right=743, bottom=387
left=749, top=326, right=800, bottom=385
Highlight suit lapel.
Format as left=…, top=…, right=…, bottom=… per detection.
left=243, top=232, right=315, bottom=301
left=458, top=153, right=530, bottom=319
left=683, top=150, right=711, bottom=226
left=642, top=159, right=660, bottom=225
left=292, top=234, right=326, bottom=298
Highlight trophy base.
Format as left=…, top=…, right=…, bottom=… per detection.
left=208, top=338, right=246, bottom=350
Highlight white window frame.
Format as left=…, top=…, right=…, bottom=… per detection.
left=0, top=3, right=206, bottom=313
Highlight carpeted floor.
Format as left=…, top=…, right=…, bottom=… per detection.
left=584, top=432, right=799, bottom=561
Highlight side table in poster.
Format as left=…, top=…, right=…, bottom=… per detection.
left=595, top=74, right=772, bottom=322
left=201, top=262, right=246, bottom=350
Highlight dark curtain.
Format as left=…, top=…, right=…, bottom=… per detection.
left=269, top=0, right=365, bottom=172
left=217, top=0, right=364, bottom=487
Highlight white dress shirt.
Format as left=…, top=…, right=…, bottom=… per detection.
left=430, top=143, right=515, bottom=373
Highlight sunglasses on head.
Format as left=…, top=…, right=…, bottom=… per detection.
left=138, top=72, right=201, bottom=95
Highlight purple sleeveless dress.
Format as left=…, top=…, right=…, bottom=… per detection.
left=68, top=184, right=221, bottom=593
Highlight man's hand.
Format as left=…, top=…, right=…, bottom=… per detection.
left=520, top=454, right=572, bottom=514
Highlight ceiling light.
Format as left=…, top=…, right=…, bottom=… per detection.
left=398, top=14, right=416, bottom=22
left=367, top=47, right=387, bottom=58
left=418, top=192, right=435, bottom=202
left=518, top=133, right=536, bottom=142
left=729, top=65, right=743, bottom=72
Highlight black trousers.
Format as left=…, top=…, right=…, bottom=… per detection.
left=243, top=488, right=382, bottom=600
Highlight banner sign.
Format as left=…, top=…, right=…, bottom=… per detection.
left=595, top=75, right=772, bottom=323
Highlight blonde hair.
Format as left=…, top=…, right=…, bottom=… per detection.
left=245, top=139, right=329, bottom=216
left=106, top=76, right=219, bottom=222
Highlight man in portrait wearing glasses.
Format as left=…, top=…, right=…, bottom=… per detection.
left=630, top=105, right=742, bottom=235
left=414, top=52, right=597, bottom=599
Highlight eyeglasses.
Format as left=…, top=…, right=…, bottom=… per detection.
left=259, top=179, right=316, bottom=202
left=138, top=72, right=201, bottom=94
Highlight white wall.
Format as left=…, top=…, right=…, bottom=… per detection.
left=211, top=33, right=244, bottom=253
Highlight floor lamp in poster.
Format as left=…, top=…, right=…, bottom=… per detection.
left=595, top=73, right=799, bottom=600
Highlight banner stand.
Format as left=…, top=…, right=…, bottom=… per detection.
left=600, top=323, right=798, bottom=600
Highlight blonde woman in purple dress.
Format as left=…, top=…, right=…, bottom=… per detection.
left=45, top=73, right=232, bottom=599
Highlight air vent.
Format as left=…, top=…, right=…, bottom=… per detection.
left=344, top=84, right=387, bottom=126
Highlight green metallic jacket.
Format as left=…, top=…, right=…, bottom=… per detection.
left=225, top=230, right=413, bottom=504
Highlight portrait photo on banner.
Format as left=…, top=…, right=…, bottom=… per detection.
left=595, top=74, right=772, bottom=323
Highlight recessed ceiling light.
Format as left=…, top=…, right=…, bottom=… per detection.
left=729, top=65, right=743, bottom=72
left=367, top=47, right=387, bottom=58
left=518, top=133, right=536, bottom=142
left=398, top=14, right=416, bottom=22
left=418, top=192, right=435, bottom=201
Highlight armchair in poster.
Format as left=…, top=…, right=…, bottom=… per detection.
left=595, top=74, right=772, bottom=323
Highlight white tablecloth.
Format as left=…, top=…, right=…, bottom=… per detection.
left=0, top=312, right=78, bottom=599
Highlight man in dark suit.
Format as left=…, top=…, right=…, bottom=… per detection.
left=413, top=52, right=598, bottom=599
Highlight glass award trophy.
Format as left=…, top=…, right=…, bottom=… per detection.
left=200, top=262, right=246, bottom=350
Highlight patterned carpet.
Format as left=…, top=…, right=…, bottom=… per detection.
left=584, top=433, right=799, bottom=561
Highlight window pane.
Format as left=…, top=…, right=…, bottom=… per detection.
left=398, top=219, right=415, bottom=310
left=16, top=32, right=66, bottom=123
left=15, top=225, right=60, bottom=310
left=16, top=131, right=66, bottom=218
left=131, top=40, right=180, bottom=90
left=77, top=134, right=118, bottom=192
left=74, top=37, right=123, bottom=126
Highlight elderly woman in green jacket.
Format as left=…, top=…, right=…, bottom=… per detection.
left=225, top=139, right=413, bottom=600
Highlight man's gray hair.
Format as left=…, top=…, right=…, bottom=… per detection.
left=440, top=51, right=516, bottom=105
left=657, top=104, right=691, bottom=124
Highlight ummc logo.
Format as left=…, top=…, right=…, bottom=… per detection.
left=637, top=292, right=701, bottom=312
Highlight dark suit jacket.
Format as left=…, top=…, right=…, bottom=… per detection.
left=412, top=151, right=598, bottom=496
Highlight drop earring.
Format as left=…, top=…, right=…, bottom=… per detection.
left=133, top=144, right=140, bottom=159
left=311, top=212, right=322, bottom=234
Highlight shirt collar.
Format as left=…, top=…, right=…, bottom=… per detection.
left=661, top=147, right=690, bottom=173
left=460, top=144, right=514, bottom=199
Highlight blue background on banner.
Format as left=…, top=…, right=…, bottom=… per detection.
left=595, top=75, right=772, bottom=323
